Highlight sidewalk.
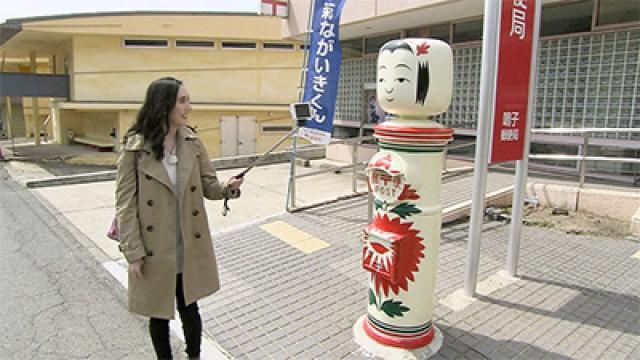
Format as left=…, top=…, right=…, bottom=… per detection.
left=201, top=198, right=640, bottom=360
left=4, top=145, right=639, bottom=359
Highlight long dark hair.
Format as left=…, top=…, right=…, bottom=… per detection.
left=128, top=77, right=183, bottom=160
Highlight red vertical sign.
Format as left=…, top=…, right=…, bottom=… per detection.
left=490, top=0, right=537, bottom=164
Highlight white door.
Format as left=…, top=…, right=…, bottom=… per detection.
left=220, top=116, right=237, bottom=157
left=237, top=116, right=256, bottom=155
left=220, top=116, right=256, bottom=157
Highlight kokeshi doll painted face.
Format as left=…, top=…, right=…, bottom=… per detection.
left=377, top=38, right=453, bottom=118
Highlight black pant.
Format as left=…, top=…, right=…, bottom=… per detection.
left=149, top=274, right=202, bottom=359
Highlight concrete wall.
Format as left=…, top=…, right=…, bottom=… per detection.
left=326, top=143, right=377, bottom=163
left=70, top=35, right=302, bottom=104
left=527, top=183, right=640, bottom=235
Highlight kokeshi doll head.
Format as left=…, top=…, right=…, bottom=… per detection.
left=377, top=38, right=453, bottom=118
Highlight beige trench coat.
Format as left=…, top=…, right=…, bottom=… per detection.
left=116, top=126, right=238, bottom=319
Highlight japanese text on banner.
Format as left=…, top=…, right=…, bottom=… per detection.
left=300, top=0, right=346, bottom=144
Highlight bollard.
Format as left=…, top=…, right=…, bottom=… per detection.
left=354, top=38, right=453, bottom=356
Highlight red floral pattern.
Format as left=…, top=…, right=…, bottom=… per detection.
left=370, top=214, right=425, bottom=297
left=398, top=184, right=420, bottom=201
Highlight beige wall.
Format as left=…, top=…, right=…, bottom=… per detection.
left=110, top=110, right=298, bottom=158
left=23, top=14, right=285, bottom=40
left=256, top=112, right=297, bottom=153
left=186, top=110, right=298, bottom=158
left=59, top=110, right=117, bottom=142
left=70, top=35, right=302, bottom=105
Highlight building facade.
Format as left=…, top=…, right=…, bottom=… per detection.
left=285, top=0, right=640, bottom=176
left=0, top=12, right=305, bottom=157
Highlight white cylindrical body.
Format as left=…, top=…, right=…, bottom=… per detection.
left=362, top=120, right=452, bottom=349
left=357, top=37, right=453, bottom=352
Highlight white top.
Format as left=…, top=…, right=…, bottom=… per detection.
left=162, top=150, right=183, bottom=274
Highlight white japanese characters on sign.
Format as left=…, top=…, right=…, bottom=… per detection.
left=502, top=111, right=520, bottom=127
left=510, top=0, right=527, bottom=40
left=500, top=128, right=520, bottom=141
left=500, top=111, right=520, bottom=141
left=308, top=1, right=338, bottom=125
left=301, top=0, right=346, bottom=145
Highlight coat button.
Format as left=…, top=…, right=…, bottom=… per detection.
left=192, top=209, right=199, bottom=216
left=190, top=185, right=197, bottom=192
left=195, top=232, right=201, bottom=239
left=145, top=174, right=152, bottom=180
left=147, top=200, right=154, bottom=207
left=118, top=244, right=124, bottom=252
left=146, top=225, right=154, bottom=232
left=146, top=250, right=154, bottom=257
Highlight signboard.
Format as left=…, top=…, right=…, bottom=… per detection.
left=299, top=0, right=346, bottom=144
left=489, top=0, right=537, bottom=164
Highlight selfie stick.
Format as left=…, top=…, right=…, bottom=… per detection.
left=222, top=103, right=311, bottom=216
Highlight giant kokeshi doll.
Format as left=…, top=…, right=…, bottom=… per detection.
left=354, top=38, right=453, bottom=353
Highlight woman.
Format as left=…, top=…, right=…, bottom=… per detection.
left=116, top=77, right=242, bottom=359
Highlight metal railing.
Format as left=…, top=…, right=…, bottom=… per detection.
left=286, top=135, right=374, bottom=213
left=529, top=128, right=640, bottom=188
left=284, top=127, right=639, bottom=215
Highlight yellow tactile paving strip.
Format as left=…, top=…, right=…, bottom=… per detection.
left=260, top=220, right=330, bottom=254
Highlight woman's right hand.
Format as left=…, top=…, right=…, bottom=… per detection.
left=129, top=258, right=144, bottom=279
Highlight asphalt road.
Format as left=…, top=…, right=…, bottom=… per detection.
left=0, top=163, right=181, bottom=359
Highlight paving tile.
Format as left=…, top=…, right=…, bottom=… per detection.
left=197, top=179, right=640, bottom=359
left=260, top=221, right=313, bottom=244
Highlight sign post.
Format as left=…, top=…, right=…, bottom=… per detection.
left=465, top=0, right=539, bottom=296
left=464, top=0, right=501, bottom=298
left=507, top=0, right=542, bottom=277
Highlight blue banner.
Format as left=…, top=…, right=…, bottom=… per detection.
left=300, top=0, right=346, bottom=144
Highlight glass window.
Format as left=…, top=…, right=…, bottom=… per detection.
left=123, top=39, right=168, bottom=48
left=597, top=0, right=640, bottom=26
left=452, top=19, right=483, bottom=43
left=405, top=27, right=429, bottom=38
left=262, top=125, right=293, bottom=133
left=428, top=23, right=451, bottom=43
left=221, top=41, right=257, bottom=49
left=364, top=33, right=401, bottom=55
left=176, top=40, right=215, bottom=48
left=408, top=24, right=450, bottom=43
left=263, top=43, right=295, bottom=50
left=341, top=38, right=363, bottom=58
left=541, top=0, right=593, bottom=37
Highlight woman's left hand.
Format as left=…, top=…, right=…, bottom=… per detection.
left=228, top=176, right=244, bottom=189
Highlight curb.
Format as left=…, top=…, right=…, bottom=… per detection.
left=442, top=186, right=515, bottom=224
left=20, top=147, right=325, bottom=188
left=25, top=171, right=117, bottom=188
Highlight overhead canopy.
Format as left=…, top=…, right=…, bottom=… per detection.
left=0, top=73, right=69, bottom=97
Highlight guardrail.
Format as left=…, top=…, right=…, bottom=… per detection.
left=285, top=127, right=639, bottom=214
left=529, top=128, right=640, bottom=188
left=286, top=135, right=374, bottom=213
